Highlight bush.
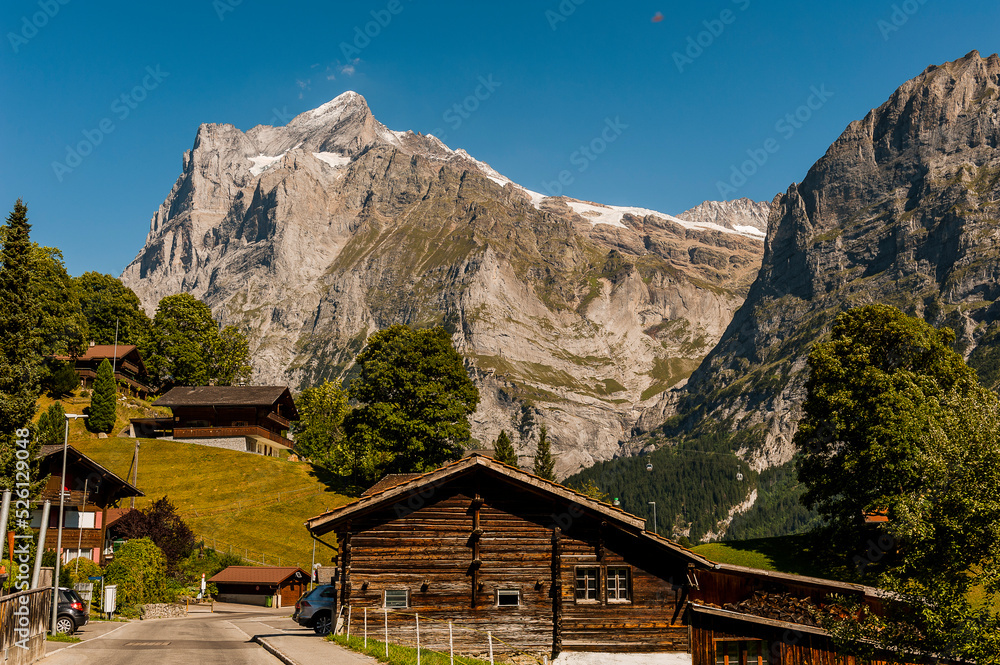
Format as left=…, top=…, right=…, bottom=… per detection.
left=43, top=360, right=80, bottom=398
left=103, top=538, right=168, bottom=608
left=65, top=557, right=103, bottom=588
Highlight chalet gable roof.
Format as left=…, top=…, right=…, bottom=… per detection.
left=208, top=566, right=308, bottom=586
left=156, top=386, right=298, bottom=417
left=305, top=454, right=713, bottom=566
left=38, top=444, right=144, bottom=501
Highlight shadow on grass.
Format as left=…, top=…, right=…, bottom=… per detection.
left=700, top=532, right=858, bottom=583
left=306, top=463, right=363, bottom=497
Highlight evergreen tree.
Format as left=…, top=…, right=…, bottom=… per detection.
left=0, top=199, right=41, bottom=433
left=532, top=426, right=555, bottom=481
left=0, top=200, right=46, bottom=544
left=87, top=358, right=117, bottom=433
left=36, top=401, right=66, bottom=446
left=492, top=430, right=518, bottom=467
left=43, top=360, right=80, bottom=397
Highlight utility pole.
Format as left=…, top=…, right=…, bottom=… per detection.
left=130, top=441, right=140, bottom=509
left=54, top=414, right=87, bottom=634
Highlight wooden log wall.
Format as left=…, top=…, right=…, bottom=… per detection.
left=691, top=613, right=937, bottom=665
left=339, top=474, right=696, bottom=657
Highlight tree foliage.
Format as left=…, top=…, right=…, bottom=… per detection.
left=532, top=426, right=555, bottom=481
left=43, top=360, right=80, bottom=397
left=795, top=304, right=1000, bottom=661
left=86, top=358, right=117, bottom=433
left=214, top=325, right=253, bottom=386
left=344, top=325, right=479, bottom=483
left=75, top=272, right=152, bottom=347
left=294, top=380, right=349, bottom=465
left=492, top=430, right=518, bottom=467
left=30, top=246, right=88, bottom=358
left=36, top=401, right=66, bottom=446
left=0, top=199, right=41, bottom=434
left=144, top=294, right=252, bottom=388
left=112, top=498, right=195, bottom=575
left=104, top=537, right=169, bottom=607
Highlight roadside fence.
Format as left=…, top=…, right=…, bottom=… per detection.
left=338, top=604, right=548, bottom=665
left=0, top=587, right=51, bottom=665
left=193, top=534, right=308, bottom=571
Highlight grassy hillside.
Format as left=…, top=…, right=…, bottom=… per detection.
left=692, top=534, right=850, bottom=581
left=68, top=434, right=353, bottom=570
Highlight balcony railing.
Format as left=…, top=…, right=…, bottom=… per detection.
left=173, top=425, right=292, bottom=450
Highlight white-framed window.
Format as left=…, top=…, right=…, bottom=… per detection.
left=715, top=640, right=770, bottom=665
left=384, top=589, right=409, bottom=609
left=574, top=567, right=599, bottom=602
left=606, top=567, right=630, bottom=602
left=496, top=589, right=520, bottom=607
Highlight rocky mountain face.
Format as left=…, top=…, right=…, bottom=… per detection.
left=121, top=91, right=767, bottom=478
left=678, top=199, right=770, bottom=235
left=661, top=51, right=1000, bottom=473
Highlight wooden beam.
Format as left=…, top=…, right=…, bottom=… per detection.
left=471, top=494, right=481, bottom=608
left=340, top=530, right=352, bottom=609
left=551, top=526, right=562, bottom=659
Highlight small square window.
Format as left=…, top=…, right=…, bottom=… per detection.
left=606, top=567, right=630, bottom=602
left=575, top=567, right=599, bottom=602
left=496, top=589, right=519, bottom=607
left=384, top=589, right=408, bottom=609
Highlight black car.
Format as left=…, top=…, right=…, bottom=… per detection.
left=55, top=588, right=89, bottom=634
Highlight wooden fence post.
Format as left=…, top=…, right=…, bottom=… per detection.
left=416, top=613, right=420, bottom=665
left=488, top=631, right=494, bottom=665
left=384, top=609, right=389, bottom=658
left=449, top=621, right=454, bottom=665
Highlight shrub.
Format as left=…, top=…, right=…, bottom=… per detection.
left=65, top=557, right=103, bottom=588
left=103, top=538, right=168, bottom=608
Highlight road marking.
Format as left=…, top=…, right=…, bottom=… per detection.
left=123, top=641, right=170, bottom=646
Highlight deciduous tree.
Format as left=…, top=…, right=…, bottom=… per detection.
left=112, top=498, right=195, bottom=575
left=75, top=272, right=152, bottom=347
left=213, top=324, right=252, bottom=386
left=344, top=325, right=479, bottom=482
left=795, top=304, right=1000, bottom=661
left=294, top=380, right=349, bottom=466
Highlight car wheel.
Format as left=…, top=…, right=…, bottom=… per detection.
left=55, top=616, right=76, bottom=635
left=313, top=613, right=332, bottom=635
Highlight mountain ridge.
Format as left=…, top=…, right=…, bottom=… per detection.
left=121, top=91, right=769, bottom=478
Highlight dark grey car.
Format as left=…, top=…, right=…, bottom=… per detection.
left=293, top=584, right=337, bottom=635
left=55, top=588, right=89, bottom=634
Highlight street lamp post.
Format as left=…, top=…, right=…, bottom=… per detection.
left=52, top=414, right=87, bottom=634
left=648, top=501, right=657, bottom=536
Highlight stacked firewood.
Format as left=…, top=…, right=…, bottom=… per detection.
left=723, top=591, right=820, bottom=626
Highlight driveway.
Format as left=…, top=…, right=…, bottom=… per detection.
left=40, top=603, right=375, bottom=665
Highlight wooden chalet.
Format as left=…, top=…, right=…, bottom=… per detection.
left=132, top=386, right=298, bottom=457
left=209, top=566, right=309, bottom=608
left=305, top=455, right=950, bottom=664
left=52, top=343, right=152, bottom=397
left=35, top=445, right=144, bottom=565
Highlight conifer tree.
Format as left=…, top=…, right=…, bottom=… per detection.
left=492, top=430, right=517, bottom=467
left=87, top=358, right=117, bottom=433
left=36, top=401, right=66, bottom=446
left=532, top=426, right=555, bottom=481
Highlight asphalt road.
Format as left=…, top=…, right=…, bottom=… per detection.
left=41, top=609, right=282, bottom=665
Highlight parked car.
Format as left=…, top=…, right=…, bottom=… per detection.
left=293, top=584, right=336, bottom=635
left=55, top=587, right=89, bottom=634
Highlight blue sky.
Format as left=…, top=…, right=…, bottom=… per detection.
left=2, top=0, right=998, bottom=276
